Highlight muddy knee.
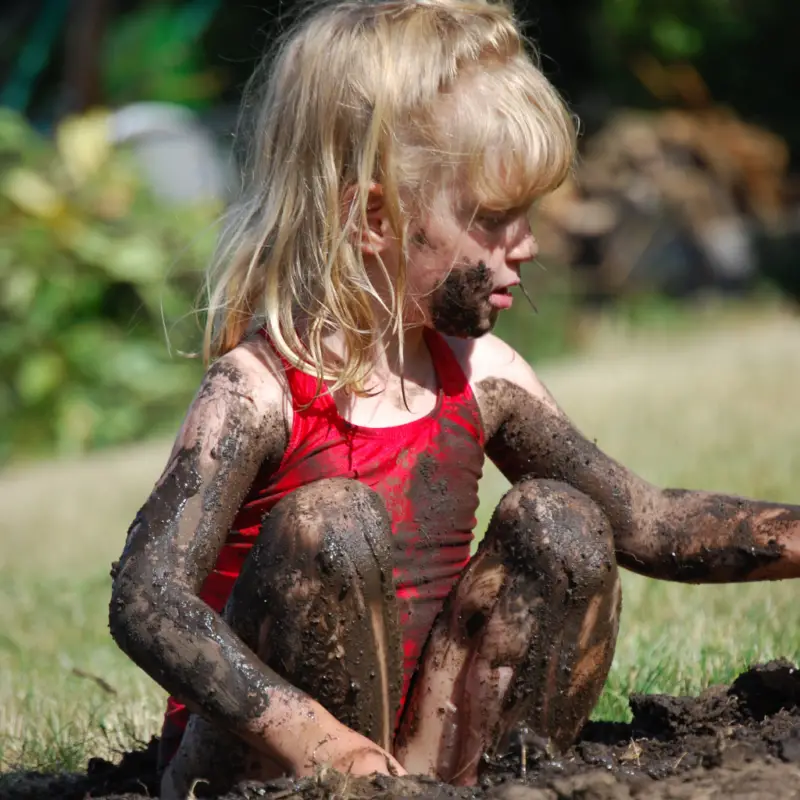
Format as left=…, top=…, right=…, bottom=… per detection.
left=482, top=480, right=620, bottom=752
left=488, top=478, right=617, bottom=596
left=226, top=478, right=402, bottom=741
left=258, top=477, right=393, bottom=574
left=227, top=478, right=395, bottom=639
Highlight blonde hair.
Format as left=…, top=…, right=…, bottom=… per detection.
left=204, top=0, right=576, bottom=391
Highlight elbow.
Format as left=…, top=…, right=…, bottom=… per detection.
left=615, top=535, right=705, bottom=583
left=612, top=486, right=675, bottom=579
left=108, top=559, right=161, bottom=663
left=108, top=555, right=204, bottom=687
left=614, top=544, right=662, bottom=579
left=612, top=524, right=666, bottom=580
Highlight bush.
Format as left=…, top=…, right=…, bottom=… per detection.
left=0, top=109, right=215, bottom=464
left=0, top=108, right=586, bottom=466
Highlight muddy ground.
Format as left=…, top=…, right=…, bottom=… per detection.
left=4, top=660, right=800, bottom=799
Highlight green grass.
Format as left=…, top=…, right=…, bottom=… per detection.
left=1, top=305, right=799, bottom=773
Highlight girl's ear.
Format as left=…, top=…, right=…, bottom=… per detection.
left=341, top=182, right=392, bottom=255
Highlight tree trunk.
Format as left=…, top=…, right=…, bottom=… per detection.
left=60, top=0, right=112, bottom=116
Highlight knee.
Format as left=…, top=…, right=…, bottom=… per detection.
left=489, top=478, right=616, bottom=592
left=260, top=478, right=393, bottom=580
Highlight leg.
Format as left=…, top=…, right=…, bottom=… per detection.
left=162, top=478, right=403, bottom=797
left=395, top=479, right=621, bottom=785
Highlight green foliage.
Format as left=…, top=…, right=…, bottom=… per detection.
left=102, top=0, right=223, bottom=110
left=598, top=0, right=747, bottom=62
left=0, top=103, right=581, bottom=465
left=590, top=0, right=800, bottom=160
left=0, top=108, right=215, bottom=464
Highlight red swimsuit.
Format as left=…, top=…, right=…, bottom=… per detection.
left=162, top=328, right=485, bottom=747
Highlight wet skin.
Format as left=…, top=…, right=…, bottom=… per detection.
left=110, top=310, right=800, bottom=794
left=109, top=358, right=288, bottom=736
left=394, top=477, right=621, bottom=784
left=109, top=353, right=405, bottom=792
left=163, top=479, right=404, bottom=796
left=475, top=377, right=800, bottom=584
left=157, top=473, right=620, bottom=792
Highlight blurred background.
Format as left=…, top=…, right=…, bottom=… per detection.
left=1, top=0, right=800, bottom=464
left=2, top=0, right=800, bottom=777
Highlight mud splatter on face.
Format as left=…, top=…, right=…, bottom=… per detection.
left=430, top=260, right=497, bottom=339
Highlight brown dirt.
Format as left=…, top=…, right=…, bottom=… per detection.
left=4, top=660, right=800, bottom=799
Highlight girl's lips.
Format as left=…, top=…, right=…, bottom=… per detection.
left=489, top=289, right=514, bottom=309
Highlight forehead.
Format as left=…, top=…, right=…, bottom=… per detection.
left=419, top=177, right=532, bottom=221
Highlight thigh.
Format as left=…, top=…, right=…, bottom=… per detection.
left=164, top=478, right=403, bottom=796
left=229, top=477, right=404, bottom=745
left=395, top=478, right=622, bottom=783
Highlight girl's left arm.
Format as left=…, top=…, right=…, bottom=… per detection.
left=473, top=347, right=800, bottom=583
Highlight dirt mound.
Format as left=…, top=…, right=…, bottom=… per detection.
left=4, top=661, right=800, bottom=800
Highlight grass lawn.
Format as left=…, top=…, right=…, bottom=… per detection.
left=1, top=307, right=799, bottom=773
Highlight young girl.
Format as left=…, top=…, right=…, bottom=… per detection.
left=109, top=0, right=800, bottom=795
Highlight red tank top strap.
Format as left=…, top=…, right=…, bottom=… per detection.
left=422, top=328, right=470, bottom=398
left=423, top=328, right=485, bottom=447
left=257, top=327, right=483, bottom=444
left=257, top=328, right=335, bottom=413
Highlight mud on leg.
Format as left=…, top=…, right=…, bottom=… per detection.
left=164, top=478, right=402, bottom=795
left=395, top=478, right=621, bottom=785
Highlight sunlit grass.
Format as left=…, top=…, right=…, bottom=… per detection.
left=1, top=308, right=799, bottom=772
left=0, top=571, right=165, bottom=772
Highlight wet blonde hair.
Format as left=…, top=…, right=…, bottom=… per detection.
left=204, top=0, right=576, bottom=391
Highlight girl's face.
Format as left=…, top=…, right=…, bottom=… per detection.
left=401, top=189, right=539, bottom=338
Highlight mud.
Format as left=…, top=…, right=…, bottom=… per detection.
left=486, top=480, right=621, bottom=754
left=6, top=661, right=800, bottom=799
left=475, top=378, right=800, bottom=583
left=155, top=326, right=490, bottom=792
left=164, top=478, right=405, bottom=795
left=395, top=479, right=620, bottom=783
left=108, top=353, right=310, bottom=780
left=387, top=360, right=485, bottom=724
left=231, top=478, right=403, bottom=746
left=431, top=260, right=498, bottom=339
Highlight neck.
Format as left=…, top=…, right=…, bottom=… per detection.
left=319, top=317, right=430, bottom=385
left=375, top=323, right=428, bottom=380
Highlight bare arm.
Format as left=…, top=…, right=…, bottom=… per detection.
left=108, top=345, right=353, bottom=772
left=472, top=339, right=800, bottom=583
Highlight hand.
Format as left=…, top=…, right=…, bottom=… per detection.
left=304, top=727, right=407, bottom=778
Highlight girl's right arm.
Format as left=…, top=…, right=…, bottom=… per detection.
left=108, top=343, right=402, bottom=776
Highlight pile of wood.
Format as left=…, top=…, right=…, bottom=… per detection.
left=535, top=64, right=794, bottom=301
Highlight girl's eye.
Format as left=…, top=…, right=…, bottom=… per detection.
left=474, top=210, right=514, bottom=231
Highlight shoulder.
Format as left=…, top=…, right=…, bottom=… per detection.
left=441, top=332, right=560, bottom=439
left=170, top=336, right=292, bottom=467
left=442, top=332, right=531, bottom=384
left=202, top=337, right=289, bottom=418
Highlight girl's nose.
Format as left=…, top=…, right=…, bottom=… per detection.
left=508, top=224, right=539, bottom=265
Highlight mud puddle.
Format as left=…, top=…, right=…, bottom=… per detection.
left=4, top=660, right=800, bottom=799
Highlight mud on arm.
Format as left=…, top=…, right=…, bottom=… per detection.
left=108, top=350, right=337, bottom=769
left=476, top=373, right=800, bottom=584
